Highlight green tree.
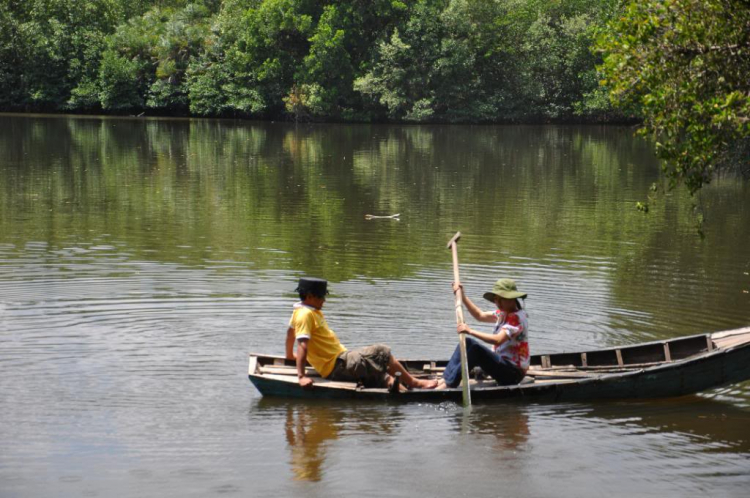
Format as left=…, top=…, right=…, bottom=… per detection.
left=98, top=3, right=213, bottom=113
left=0, top=0, right=624, bottom=123
left=296, top=5, right=354, bottom=118
left=185, top=0, right=248, bottom=116
left=354, top=0, right=453, bottom=121
left=520, top=12, right=602, bottom=119
left=355, top=0, right=617, bottom=122
left=237, top=0, right=316, bottom=116
left=597, top=0, right=750, bottom=199
left=0, top=0, right=126, bottom=110
left=146, top=3, right=212, bottom=111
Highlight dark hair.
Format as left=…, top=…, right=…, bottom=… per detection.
left=299, top=291, right=324, bottom=301
left=494, top=295, right=523, bottom=311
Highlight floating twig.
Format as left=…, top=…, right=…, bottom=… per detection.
left=365, top=213, right=400, bottom=220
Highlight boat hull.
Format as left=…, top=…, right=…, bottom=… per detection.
left=248, top=328, right=750, bottom=403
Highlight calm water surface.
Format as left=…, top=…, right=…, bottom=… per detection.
left=1, top=114, right=749, bottom=497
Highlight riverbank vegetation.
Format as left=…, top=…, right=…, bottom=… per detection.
left=1, top=0, right=747, bottom=200
left=1, top=0, right=620, bottom=122
left=596, top=0, right=750, bottom=206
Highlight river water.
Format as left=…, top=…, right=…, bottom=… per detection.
left=1, top=114, right=748, bottom=497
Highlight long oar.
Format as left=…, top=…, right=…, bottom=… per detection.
left=447, top=232, right=471, bottom=408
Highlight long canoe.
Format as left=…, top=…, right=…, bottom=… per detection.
left=248, top=327, right=750, bottom=402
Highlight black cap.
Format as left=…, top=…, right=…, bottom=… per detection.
left=295, top=277, right=329, bottom=297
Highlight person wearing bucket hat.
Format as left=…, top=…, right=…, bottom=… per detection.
left=437, top=278, right=530, bottom=389
left=285, top=277, right=438, bottom=391
left=482, top=278, right=528, bottom=303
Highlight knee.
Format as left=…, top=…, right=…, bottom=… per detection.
left=464, top=337, right=481, bottom=351
left=373, top=344, right=392, bottom=364
left=371, top=344, right=392, bottom=357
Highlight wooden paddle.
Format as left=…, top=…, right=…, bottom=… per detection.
left=447, top=232, right=471, bottom=408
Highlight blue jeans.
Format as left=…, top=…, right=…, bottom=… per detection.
left=443, top=337, right=525, bottom=387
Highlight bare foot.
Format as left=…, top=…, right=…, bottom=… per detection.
left=435, top=379, right=448, bottom=390
left=411, top=378, right=439, bottom=389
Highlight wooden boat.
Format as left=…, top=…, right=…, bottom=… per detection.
left=248, top=327, right=750, bottom=402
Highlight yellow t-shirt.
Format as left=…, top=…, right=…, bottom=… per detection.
left=290, top=305, right=346, bottom=378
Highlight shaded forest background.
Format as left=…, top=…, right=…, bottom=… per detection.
left=2, top=0, right=747, bottom=201
left=0, top=0, right=623, bottom=123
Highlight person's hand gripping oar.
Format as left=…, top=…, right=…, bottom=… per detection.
left=447, top=232, right=471, bottom=408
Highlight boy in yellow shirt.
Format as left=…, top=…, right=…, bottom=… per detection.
left=286, top=277, right=438, bottom=390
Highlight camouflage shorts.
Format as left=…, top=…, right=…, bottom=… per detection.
left=327, top=344, right=392, bottom=388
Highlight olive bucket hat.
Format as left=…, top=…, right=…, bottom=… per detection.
left=483, top=278, right=527, bottom=303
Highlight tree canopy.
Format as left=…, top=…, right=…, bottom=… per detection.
left=0, top=0, right=619, bottom=122
left=596, top=0, right=750, bottom=200
left=2, top=0, right=747, bottom=202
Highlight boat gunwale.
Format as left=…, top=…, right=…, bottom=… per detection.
left=248, top=327, right=750, bottom=399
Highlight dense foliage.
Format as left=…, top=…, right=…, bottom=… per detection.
left=0, top=0, right=619, bottom=122
left=597, top=0, right=750, bottom=200
left=3, top=0, right=747, bottom=203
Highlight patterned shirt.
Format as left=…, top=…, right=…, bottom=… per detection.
left=492, top=309, right=530, bottom=372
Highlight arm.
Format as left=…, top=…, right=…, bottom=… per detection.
left=457, top=323, right=509, bottom=346
left=296, top=339, right=313, bottom=389
left=453, top=283, right=496, bottom=323
left=285, top=326, right=296, bottom=360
